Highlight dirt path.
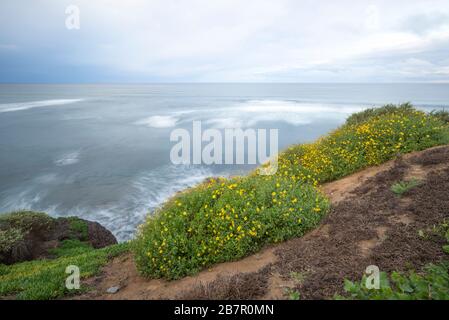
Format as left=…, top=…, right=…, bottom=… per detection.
left=76, top=145, right=449, bottom=300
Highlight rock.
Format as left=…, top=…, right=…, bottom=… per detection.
left=0, top=211, right=117, bottom=265
left=106, top=286, right=120, bottom=294
left=87, top=221, right=118, bottom=249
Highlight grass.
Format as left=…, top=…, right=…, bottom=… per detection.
left=391, top=178, right=421, bottom=196
left=0, top=242, right=130, bottom=300
left=0, top=211, right=130, bottom=300
left=48, top=239, right=94, bottom=258
left=134, top=103, right=449, bottom=280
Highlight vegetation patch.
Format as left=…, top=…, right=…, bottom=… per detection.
left=0, top=242, right=129, bottom=300
left=0, top=228, right=24, bottom=252
left=0, top=211, right=54, bottom=235
left=67, top=217, right=89, bottom=241
left=391, top=178, right=421, bottom=196
left=431, top=109, right=449, bottom=124
left=339, top=223, right=449, bottom=300
left=134, top=176, right=329, bottom=279
left=0, top=211, right=54, bottom=255
left=49, top=239, right=93, bottom=258
left=274, top=103, right=449, bottom=185
left=339, top=262, right=449, bottom=300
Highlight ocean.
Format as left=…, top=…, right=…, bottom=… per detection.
left=1, top=83, right=448, bottom=241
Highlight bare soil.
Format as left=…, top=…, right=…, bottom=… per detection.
left=75, top=145, right=449, bottom=300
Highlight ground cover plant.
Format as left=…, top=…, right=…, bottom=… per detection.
left=391, top=178, right=421, bottom=196
left=275, top=103, right=449, bottom=185
left=134, top=104, right=449, bottom=280
left=0, top=242, right=129, bottom=299
left=339, top=223, right=449, bottom=300
left=134, top=175, right=329, bottom=279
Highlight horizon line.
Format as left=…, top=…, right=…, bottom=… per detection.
left=1, top=81, right=449, bottom=85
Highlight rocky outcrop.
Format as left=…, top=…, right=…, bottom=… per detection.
left=0, top=211, right=117, bottom=265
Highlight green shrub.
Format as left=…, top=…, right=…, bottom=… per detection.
left=391, top=179, right=421, bottom=196
left=0, top=211, right=54, bottom=234
left=275, top=105, right=449, bottom=184
left=0, top=211, right=54, bottom=253
left=134, top=175, right=329, bottom=279
left=345, top=103, right=415, bottom=126
left=431, top=109, right=449, bottom=124
left=67, top=217, right=89, bottom=240
left=0, top=228, right=24, bottom=252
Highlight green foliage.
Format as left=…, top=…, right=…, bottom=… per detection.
left=0, top=211, right=54, bottom=233
left=431, top=109, right=449, bottom=124
left=276, top=105, right=449, bottom=185
left=134, top=175, right=329, bottom=279
left=345, top=103, right=416, bottom=126
left=391, top=178, right=421, bottom=196
left=339, top=262, right=449, bottom=300
left=67, top=217, right=89, bottom=240
left=0, top=228, right=24, bottom=252
left=0, top=242, right=130, bottom=300
left=0, top=211, right=54, bottom=253
left=339, top=221, right=449, bottom=300
left=285, top=288, right=301, bottom=300
left=48, top=239, right=93, bottom=258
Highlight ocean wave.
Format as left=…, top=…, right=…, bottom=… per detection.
left=106, top=165, right=214, bottom=240
left=0, top=99, right=83, bottom=113
left=78, top=165, right=214, bottom=241
left=0, top=165, right=216, bottom=242
left=54, top=151, right=80, bottom=166
left=134, top=100, right=365, bottom=129
left=178, top=100, right=365, bottom=128
left=135, top=115, right=179, bottom=128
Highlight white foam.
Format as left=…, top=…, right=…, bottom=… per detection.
left=71, top=165, right=214, bottom=241
left=206, top=117, right=244, bottom=128
left=0, top=99, right=84, bottom=113
left=168, top=100, right=366, bottom=128
left=135, top=115, right=179, bottom=128
left=237, top=100, right=364, bottom=114
left=55, top=151, right=80, bottom=166
left=0, top=165, right=216, bottom=242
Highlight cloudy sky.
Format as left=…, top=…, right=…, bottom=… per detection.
left=1, top=0, right=449, bottom=82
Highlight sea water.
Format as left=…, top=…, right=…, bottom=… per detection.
left=1, top=83, right=448, bottom=240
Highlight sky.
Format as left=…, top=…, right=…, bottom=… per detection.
left=1, top=0, right=449, bottom=83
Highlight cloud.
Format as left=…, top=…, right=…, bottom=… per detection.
left=1, top=0, right=449, bottom=82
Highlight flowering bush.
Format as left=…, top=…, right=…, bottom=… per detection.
left=134, top=104, right=449, bottom=279
left=276, top=105, right=449, bottom=184
left=134, top=175, right=329, bottom=279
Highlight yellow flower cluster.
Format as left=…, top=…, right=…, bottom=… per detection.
left=275, top=108, right=447, bottom=184
left=134, top=174, right=329, bottom=279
